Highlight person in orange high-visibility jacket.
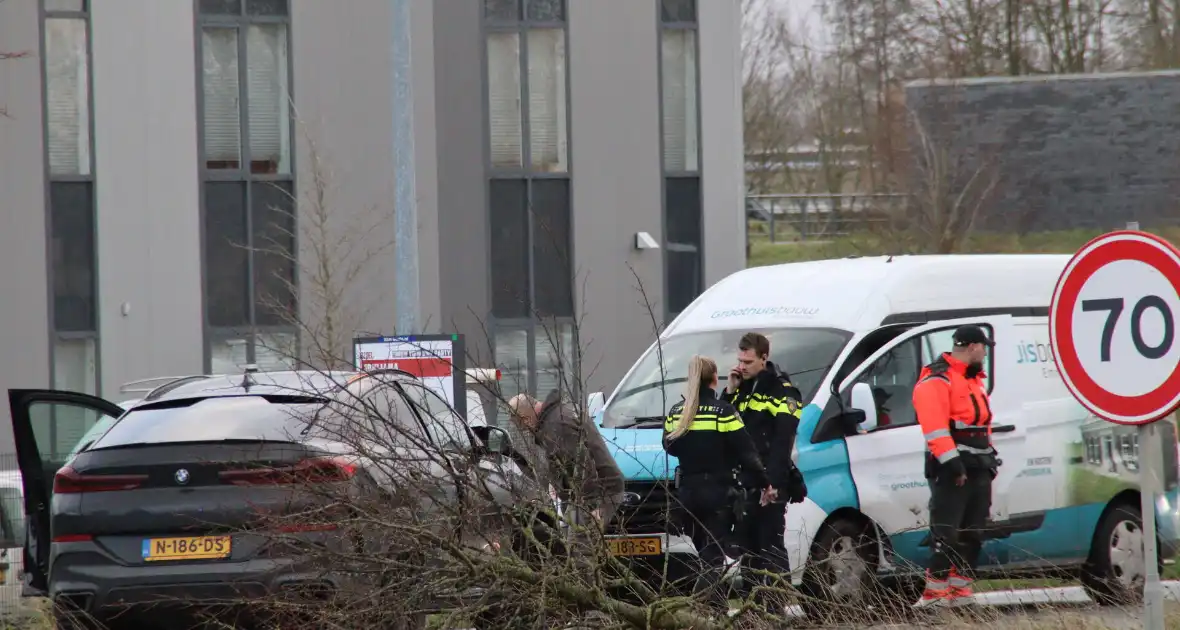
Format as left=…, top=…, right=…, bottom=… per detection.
left=911, top=325, right=999, bottom=608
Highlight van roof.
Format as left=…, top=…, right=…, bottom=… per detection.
left=671, top=254, right=1071, bottom=335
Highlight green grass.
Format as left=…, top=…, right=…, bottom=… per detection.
left=745, top=226, right=1180, bottom=268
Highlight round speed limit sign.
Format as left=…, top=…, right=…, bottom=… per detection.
left=1050, top=230, right=1180, bottom=425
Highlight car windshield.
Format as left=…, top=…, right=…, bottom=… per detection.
left=601, top=327, right=852, bottom=428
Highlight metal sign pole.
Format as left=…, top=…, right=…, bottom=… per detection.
left=1140, top=419, right=1165, bottom=630
left=1049, top=228, right=1177, bottom=627
left=392, top=0, right=419, bottom=335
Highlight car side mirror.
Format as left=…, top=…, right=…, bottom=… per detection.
left=850, top=382, right=879, bottom=432
left=587, top=391, right=605, bottom=419
left=470, top=425, right=511, bottom=455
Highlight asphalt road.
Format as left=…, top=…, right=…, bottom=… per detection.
left=771, top=581, right=1180, bottom=628
left=2, top=582, right=1175, bottom=628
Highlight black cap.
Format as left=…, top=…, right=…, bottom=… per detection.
left=953, top=325, right=994, bottom=348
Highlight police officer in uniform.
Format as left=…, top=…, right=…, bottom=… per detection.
left=721, top=332, right=807, bottom=606
left=663, top=355, right=775, bottom=614
left=912, top=325, right=998, bottom=607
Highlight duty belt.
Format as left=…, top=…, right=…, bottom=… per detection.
left=928, top=421, right=994, bottom=454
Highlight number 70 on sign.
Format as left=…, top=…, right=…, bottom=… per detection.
left=1050, top=231, right=1180, bottom=426
left=1082, top=296, right=1174, bottom=363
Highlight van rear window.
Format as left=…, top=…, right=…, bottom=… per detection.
left=88, top=396, right=322, bottom=449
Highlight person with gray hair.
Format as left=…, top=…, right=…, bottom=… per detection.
left=507, top=389, right=625, bottom=530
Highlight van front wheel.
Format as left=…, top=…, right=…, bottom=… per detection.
left=1082, top=502, right=1156, bottom=606
left=799, top=517, right=876, bottom=623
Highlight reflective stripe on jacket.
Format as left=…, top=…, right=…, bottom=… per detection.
left=912, top=353, right=993, bottom=465
left=662, top=387, right=770, bottom=489
left=662, top=407, right=745, bottom=433
left=721, top=361, right=801, bottom=488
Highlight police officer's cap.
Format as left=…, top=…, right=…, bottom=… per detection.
left=952, top=325, right=994, bottom=348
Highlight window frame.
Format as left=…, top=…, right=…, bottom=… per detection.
left=482, top=0, right=576, bottom=405
left=491, top=318, right=579, bottom=410
left=195, top=0, right=299, bottom=373
left=657, top=0, right=704, bottom=322
left=483, top=1, right=570, bottom=178
left=841, top=323, right=997, bottom=434
left=41, top=0, right=101, bottom=402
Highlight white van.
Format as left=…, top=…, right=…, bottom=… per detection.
left=590, top=254, right=1180, bottom=614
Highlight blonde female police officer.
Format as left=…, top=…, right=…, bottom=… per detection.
left=662, top=355, right=776, bottom=612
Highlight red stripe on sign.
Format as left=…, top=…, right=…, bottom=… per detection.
left=361, top=358, right=452, bottom=378
left=1052, top=235, right=1180, bottom=423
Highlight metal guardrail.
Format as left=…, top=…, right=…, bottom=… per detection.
left=746, top=192, right=910, bottom=242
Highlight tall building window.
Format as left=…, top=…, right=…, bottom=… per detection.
left=659, top=0, right=702, bottom=317
left=197, top=0, right=297, bottom=374
left=42, top=0, right=99, bottom=455
left=484, top=0, right=575, bottom=407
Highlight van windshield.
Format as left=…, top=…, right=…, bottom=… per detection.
left=601, top=327, right=852, bottom=429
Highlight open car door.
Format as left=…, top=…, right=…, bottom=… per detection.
left=7, top=389, right=125, bottom=595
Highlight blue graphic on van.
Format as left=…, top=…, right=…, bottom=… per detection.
left=796, top=403, right=859, bottom=514
left=1017, top=340, right=1056, bottom=364
left=598, top=425, right=675, bottom=481
left=709, top=306, right=819, bottom=319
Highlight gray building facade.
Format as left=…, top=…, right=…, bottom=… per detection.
left=906, top=70, right=1180, bottom=233
left=0, top=0, right=745, bottom=454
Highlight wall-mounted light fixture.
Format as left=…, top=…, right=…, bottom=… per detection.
left=635, top=231, right=660, bottom=250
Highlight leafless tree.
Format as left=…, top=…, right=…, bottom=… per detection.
left=243, top=118, right=399, bottom=373
left=742, top=0, right=805, bottom=195
left=869, top=99, right=1003, bottom=254
left=750, top=0, right=1156, bottom=249
left=1108, top=0, right=1180, bottom=68
left=225, top=127, right=815, bottom=629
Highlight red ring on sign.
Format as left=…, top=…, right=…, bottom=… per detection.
left=1052, top=232, right=1180, bottom=424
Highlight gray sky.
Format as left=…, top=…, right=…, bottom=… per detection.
left=770, top=0, right=831, bottom=49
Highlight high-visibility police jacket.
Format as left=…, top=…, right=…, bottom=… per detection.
left=662, top=387, right=770, bottom=489
left=721, top=361, right=801, bottom=488
left=912, top=353, right=995, bottom=468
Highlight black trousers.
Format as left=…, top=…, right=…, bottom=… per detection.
left=736, top=495, right=791, bottom=606
left=928, top=467, right=993, bottom=580
left=738, top=496, right=790, bottom=577
left=679, top=478, right=735, bottom=609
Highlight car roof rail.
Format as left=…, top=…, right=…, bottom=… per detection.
left=120, top=375, right=215, bottom=402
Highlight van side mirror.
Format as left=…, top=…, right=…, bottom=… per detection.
left=587, top=391, right=605, bottom=419
left=850, top=382, right=879, bottom=432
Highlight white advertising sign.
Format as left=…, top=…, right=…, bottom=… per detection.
left=352, top=335, right=466, bottom=416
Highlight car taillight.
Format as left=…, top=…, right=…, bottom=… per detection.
left=52, top=534, right=93, bottom=543
left=53, top=466, right=148, bottom=494
left=218, top=457, right=357, bottom=486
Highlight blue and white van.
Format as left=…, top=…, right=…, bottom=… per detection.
left=589, top=254, right=1180, bottom=613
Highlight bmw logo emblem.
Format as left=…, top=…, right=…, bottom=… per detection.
left=174, top=469, right=190, bottom=485
left=621, top=492, right=641, bottom=507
